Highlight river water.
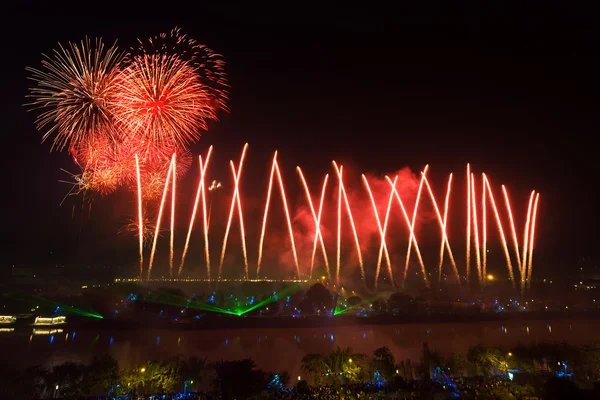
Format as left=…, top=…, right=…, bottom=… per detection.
left=1, top=319, right=598, bottom=380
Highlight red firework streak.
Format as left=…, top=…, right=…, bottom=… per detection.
left=132, top=144, right=540, bottom=293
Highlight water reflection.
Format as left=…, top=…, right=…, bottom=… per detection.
left=0, top=319, right=598, bottom=380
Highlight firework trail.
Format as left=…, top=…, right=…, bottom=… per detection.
left=404, top=166, right=430, bottom=287
left=179, top=147, right=213, bottom=276
left=333, top=162, right=365, bottom=286
left=274, top=159, right=300, bottom=278
left=501, top=185, right=523, bottom=273
left=375, top=175, right=398, bottom=288
left=336, top=165, right=343, bottom=285
left=26, top=38, right=124, bottom=151
left=521, top=191, right=536, bottom=293
left=482, top=174, right=487, bottom=282
left=297, top=168, right=330, bottom=280
left=218, top=144, right=248, bottom=279
left=483, top=175, right=516, bottom=288
left=466, top=164, right=471, bottom=283
left=170, top=154, right=177, bottom=276
left=526, top=193, right=540, bottom=289
left=257, top=153, right=300, bottom=278
left=147, top=155, right=174, bottom=279
left=423, top=174, right=458, bottom=283
left=470, top=173, right=483, bottom=285
left=257, top=152, right=277, bottom=278
left=385, top=176, right=427, bottom=286
left=233, top=163, right=250, bottom=279
left=135, top=154, right=144, bottom=276
left=362, top=175, right=393, bottom=287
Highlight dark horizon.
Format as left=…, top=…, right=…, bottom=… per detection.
left=2, top=4, right=599, bottom=281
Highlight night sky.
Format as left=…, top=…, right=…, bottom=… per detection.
left=2, top=4, right=598, bottom=279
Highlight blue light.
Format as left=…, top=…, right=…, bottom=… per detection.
left=71, top=332, right=76, bottom=339
left=508, top=372, right=514, bottom=380
left=363, top=332, right=367, bottom=339
left=49, top=335, right=54, bottom=343
left=109, top=337, right=114, bottom=345
left=54, top=306, right=60, bottom=313
left=225, top=339, right=229, bottom=345
left=248, top=296, right=255, bottom=305
left=156, top=336, right=160, bottom=345
left=330, top=334, right=334, bottom=342
left=296, top=336, right=300, bottom=343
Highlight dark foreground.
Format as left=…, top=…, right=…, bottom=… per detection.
left=3, top=341, right=600, bottom=399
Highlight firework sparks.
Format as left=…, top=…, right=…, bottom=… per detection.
left=26, top=38, right=124, bottom=151
left=502, top=185, right=523, bottom=273
left=297, top=168, right=330, bottom=280
left=362, top=175, right=393, bottom=287
left=257, top=153, right=277, bottom=278
left=466, top=163, right=471, bottom=283
left=527, top=193, right=540, bottom=289
left=135, top=154, right=144, bottom=276
left=147, top=155, right=174, bottom=279
left=521, top=191, right=536, bottom=293
left=137, top=26, right=229, bottom=112
left=483, top=174, right=516, bottom=288
left=274, top=159, right=300, bottom=278
left=257, top=153, right=300, bottom=278
left=169, top=154, right=177, bottom=276
left=333, top=162, right=365, bottom=286
left=218, top=144, right=248, bottom=279
left=179, top=147, right=213, bottom=276
left=470, top=173, right=483, bottom=285
left=422, top=173, right=459, bottom=283
left=404, top=166, right=430, bottom=287
left=376, top=175, right=398, bottom=288
left=385, top=176, right=428, bottom=286
left=114, top=54, right=217, bottom=149
left=482, top=174, right=487, bottom=282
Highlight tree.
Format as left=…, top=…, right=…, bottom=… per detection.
left=147, top=359, right=181, bottom=393
left=179, top=356, right=208, bottom=392
left=211, top=359, right=267, bottom=398
left=371, top=299, right=387, bottom=312
left=47, top=362, right=85, bottom=399
left=300, top=354, right=329, bottom=385
left=372, top=346, right=396, bottom=381
left=347, top=296, right=362, bottom=307
left=388, top=292, right=413, bottom=312
left=302, top=283, right=333, bottom=313
left=84, top=354, right=119, bottom=397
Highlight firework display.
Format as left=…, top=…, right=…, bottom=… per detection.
left=26, top=29, right=541, bottom=294
left=136, top=144, right=540, bottom=294
left=26, top=28, right=228, bottom=201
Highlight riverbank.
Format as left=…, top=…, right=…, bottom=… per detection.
left=39, top=309, right=600, bottom=331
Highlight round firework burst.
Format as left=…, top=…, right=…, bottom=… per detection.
left=121, top=217, right=155, bottom=246
left=127, top=147, right=193, bottom=201
left=114, top=54, right=219, bottom=149
left=81, top=167, right=121, bottom=195
left=137, top=26, right=229, bottom=112
left=26, top=38, right=125, bottom=151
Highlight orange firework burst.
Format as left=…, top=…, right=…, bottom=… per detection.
left=137, top=27, right=229, bottom=112
left=114, top=53, right=220, bottom=149
left=121, top=217, right=155, bottom=245
left=26, top=38, right=124, bottom=151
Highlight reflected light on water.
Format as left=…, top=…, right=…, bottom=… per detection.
left=0, top=319, right=598, bottom=379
